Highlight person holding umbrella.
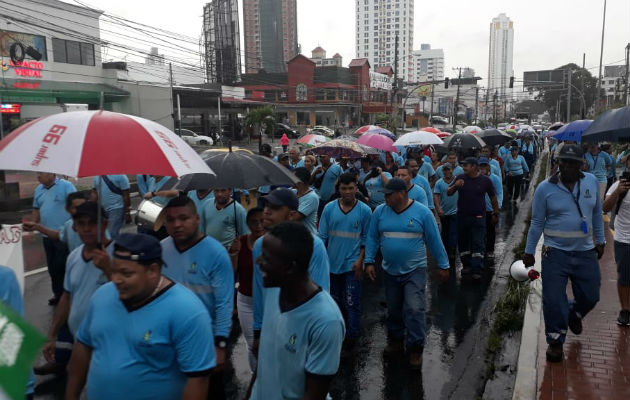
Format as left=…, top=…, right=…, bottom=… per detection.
left=504, top=147, right=529, bottom=203
left=160, top=195, right=234, bottom=398
left=363, top=161, right=392, bottom=210
left=200, top=188, right=249, bottom=250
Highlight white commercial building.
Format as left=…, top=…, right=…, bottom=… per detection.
left=487, top=13, right=514, bottom=101
left=355, top=0, right=414, bottom=82
left=309, top=47, right=343, bottom=67
left=412, top=44, right=444, bottom=83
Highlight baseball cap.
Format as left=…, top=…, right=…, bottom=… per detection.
left=73, top=201, right=107, bottom=222
left=114, top=233, right=162, bottom=262
left=441, top=163, right=452, bottom=170
left=462, top=157, right=478, bottom=165
left=263, top=188, right=299, bottom=211
left=478, top=157, right=490, bottom=165
left=556, top=144, right=584, bottom=162
left=277, top=153, right=289, bottom=162
left=380, top=178, right=407, bottom=194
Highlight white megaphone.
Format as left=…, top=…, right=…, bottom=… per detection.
left=509, top=260, right=540, bottom=282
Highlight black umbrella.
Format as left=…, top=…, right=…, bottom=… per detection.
left=162, top=149, right=299, bottom=191
left=477, top=129, right=513, bottom=146
left=441, top=133, right=487, bottom=151
left=548, top=122, right=564, bottom=131
left=582, top=105, right=630, bottom=143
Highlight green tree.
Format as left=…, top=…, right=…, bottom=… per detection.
left=245, top=106, right=276, bottom=139
left=534, top=63, right=600, bottom=121
left=374, top=113, right=399, bottom=133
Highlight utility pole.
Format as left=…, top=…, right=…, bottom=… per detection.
left=484, top=88, right=489, bottom=123
left=429, top=83, right=435, bottom=121
left=625, top=43, right=630, bottom=105
left=169, top=63, right=177, bottom=131
left=596, top=0, right=607, bottom=109
left=581, top=53, right=586, bottom=117
left=493, top=90, right=498, bottom=126
left=391, top=33, right=399, bottom=130
left=474, top=86, right=479, bottom=124
left=452, top=67, right=462, bottom=130
left=567, top=69, right=572, bottom=122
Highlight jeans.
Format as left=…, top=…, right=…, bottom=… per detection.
left=237, top=292, right=256, bottom=372
left=383, top=268, right=427, bottom=348
left=440, top=214, right=458, bottom=251
left=330, top=271, right=362, bottom=338
left=457, top=214, right=486, bottom=272
left=485, top=212, right=496, bottom=254
left=107, top=207, right=124, bottom=239
left=42, top=237, right=69, bottom=298
left=506, top=174, right=524, bottom=200
left=541, top=246, right=600, bottom=345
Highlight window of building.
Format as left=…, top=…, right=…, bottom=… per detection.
left=364, top=32, right=369, bottom=37
left=325, top=89, right=336, bottom=100
left=364, top=45, right=369, bottom=50
left=297, top=111, right=310, bottom=125
left=52, top=38, right=95, bottom=66
left=364, top=39, right=369, bottom=43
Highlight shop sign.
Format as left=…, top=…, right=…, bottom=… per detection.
left=369, top=72, right=392, bottom=91
left=1, top=104, right=21, bottom=114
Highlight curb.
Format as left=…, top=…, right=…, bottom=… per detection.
left=512, top=238, right=543, bottom=400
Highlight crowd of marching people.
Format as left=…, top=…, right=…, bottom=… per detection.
left=4, top=129, right=629, bottom=399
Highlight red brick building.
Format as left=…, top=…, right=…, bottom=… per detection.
left=238, top=55, right=402, bottom=130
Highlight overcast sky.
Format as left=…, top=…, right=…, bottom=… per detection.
left=65, top=0, right=629, bottom=87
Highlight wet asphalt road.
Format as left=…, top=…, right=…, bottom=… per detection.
left=23, top=179, right=534, bottom=400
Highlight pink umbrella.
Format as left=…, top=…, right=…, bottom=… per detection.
left=353, top=125, right=397, bottom=140
left=356, top=133, right=397, bottom=152
left=354, top=125, right=380, bottom=135
left=0, top=110, right=213, bottom=177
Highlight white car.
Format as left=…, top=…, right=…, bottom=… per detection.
left=176, top=129, right=213, bottom=146
left=309, top=126, right=335, bottom=137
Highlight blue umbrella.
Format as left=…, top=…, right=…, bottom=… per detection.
left=551, top=119, right=593, bottom=142
left=582, top=105, right=630, bottom=143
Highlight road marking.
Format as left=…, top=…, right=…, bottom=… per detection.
left=25, top=266, right=48, bottom=277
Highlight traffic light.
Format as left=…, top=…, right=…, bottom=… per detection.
left=444, top=78, right=449, bottom=89
left=509, top=76, right=514, bottom=88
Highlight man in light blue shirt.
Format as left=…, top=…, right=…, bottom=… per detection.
left=136, top=174, right=155, bottom=198
left=364, top=178, right=449, bottom=369
left=294, top=167, right=320, bottom=235
left=200, top=188, right=248, bottom=249
left=67, top=233, right=215, bottom=400
left=32, top=172, right=77, bottom=303
left=250, top=222, right=344, bottom=400
left=433, top=163, right=459, bottom=264
left=504, top=147, right=529, bottom=203
left=312, top=154, right=343, bottom=214
left=498, top=142, right=511, bottom=162
left=479, top=158, right=503, bottom=259
left=319, top=173, right=371, bottom=345
left=417, top=156, right=435, bottom=182
left=252, top=189, right=330, bottom=347
left=481, top=147, right=502, bottom=181
left=93, top=174, right=130, bottom=238
left=585, top=144, right=612, bottom=200
left=188, top=189, right=215, bottom=215
left=523, top=145, right=605, bottom=363
left=161, top=195, right=234, bottom=397
left=288, top=146, right=305, bottom=169
left=395, top=167, right=428, bottom=207
left=435, top=152, right=464, bottom=179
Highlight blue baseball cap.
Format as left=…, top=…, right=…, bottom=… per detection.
left=114, top=233, right=162, bottom=262
left=478, top=157, right=490, bottom=165
left=380, top=178, right=407, bottom=194
left=263, top=188, right=299, bottom=211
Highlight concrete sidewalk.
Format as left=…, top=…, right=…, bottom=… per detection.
left=521, top=221, right=630, bottom=399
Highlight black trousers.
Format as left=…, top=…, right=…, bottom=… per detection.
left=42, top=237, right=69, bottom=298
left=485, top=212, right=496, bottom=254
left=506, top=174, right=524, bottom=200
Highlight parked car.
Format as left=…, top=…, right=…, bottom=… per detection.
left=309, top=126, right=335, bottom=137
left=275, top=123, right=299, bottom=138
left=176, top=129, right=214, bottom=146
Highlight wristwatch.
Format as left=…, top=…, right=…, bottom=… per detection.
left=215, top=336, right=228, bottom=349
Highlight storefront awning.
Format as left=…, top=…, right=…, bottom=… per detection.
left=0, top=79, right=129, bottom=104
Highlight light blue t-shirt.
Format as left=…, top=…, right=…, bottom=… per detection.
left=136, top=175, right=155, bottom=198
left=318, top=200, right=372, bottom=274
left=433, top=178, right=458, bottom=216
left=485, top=173, right=503, bottom=212
left=289, top=158, right=305, bottom=169
left=364, top=172, right=393, bottom=209
left=504, top=155, right=529, bottom=176
left=435, top=165, right=464, bottom=179
left=525, top=172, right=605, bottom=254
left=33, top=178, right=76, bottom=230
left=489, top=159, right=502, bottom=180
left=253, top=234, right=330, bottom=331
left=408, top=184, right=428, bottom=207
left=0, top=266, right=34, bottom=395
left=411, top=174, right=434, bottom=209
left=298, top=189, right=320, bottom=236
left=161, top=236, right=233, bottom=338
left=604, top=152, right=616, bottom=179
left=151, top=177, right=173, bottom=206
left=365, top=201, right=449, bottom=275
left=59, top=218, right=83, bottom=252
left=498, top=146, right=511, bottom=161
left=63, top=243, right=113, bottom=335
left=77, top=283, right=216, bottom=400
left=93, top=175, right=130, bottom=212
left=201, top=200, right=249, bottom=249
left=250, top=289, right=345, bottom=400
left=317, top=163, right=343, bottom=202
left=418, top=162, right=435, bottom=180
left=187, top=190, right=215, bottom=214
left=585, top=151, right=610, bottom=183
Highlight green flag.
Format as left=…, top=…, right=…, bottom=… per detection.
left=0, top=302, right=46, bottom=400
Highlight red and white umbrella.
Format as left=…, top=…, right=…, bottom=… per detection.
left=420, top=127, right=441, bottom=134
left=0, top=110, right=213, bottom=177
left=436, top=131, right=451, bottom=139
left=297, top=134, right=330, bottom=147
left=354, top=125, right=396, bottom=140
left=354, top=125, right=381, bottom=135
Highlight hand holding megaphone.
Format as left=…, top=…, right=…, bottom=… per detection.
left=510, top=259, right=540, bottom=282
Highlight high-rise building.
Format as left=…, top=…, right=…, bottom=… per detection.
left=145, top=47, right=165, bottom=66
left=243, top=0, right=298, bottom=74
left=203, top=0, right=241, bottom=84
left=412, top=43, right=444, bottom=83
left=487, top=13, right=514, bottom=100
left=355, top=0, right=414, bottom=82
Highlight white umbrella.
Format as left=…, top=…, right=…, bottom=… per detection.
left=394, top=130, right=444, bottom=146
left=463, top=126, right=483, bottom=134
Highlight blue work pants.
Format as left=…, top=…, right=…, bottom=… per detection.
left=383, top=268, right=427, bottom=348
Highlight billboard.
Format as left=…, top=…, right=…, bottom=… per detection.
left=523, top=69, right=565, bottom=89
left=0, top=31, right=47, bottom=61
left=370, top=72, right=393, bottom=91
left=415, top=84, right=431, bottom=97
